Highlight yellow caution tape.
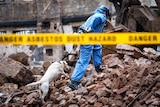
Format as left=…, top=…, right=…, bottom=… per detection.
left=0, top=32, right=160, bottom=45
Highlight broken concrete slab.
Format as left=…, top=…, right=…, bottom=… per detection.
left=8, top=52, right=31, bottom=66
left=0, top=45, right=160, bottom=107
left=116, top=44, right=145, bottom=59
left=0, top=57, right=34, bottom=86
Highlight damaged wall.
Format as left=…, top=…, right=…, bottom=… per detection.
left=0, top=0, right=158, bottom=63
left=0, top=0, right=112, bottom=23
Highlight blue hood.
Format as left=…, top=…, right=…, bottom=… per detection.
left=94, top=8, right=105, bottom=14
left=79, top=8, right=107, bottom=33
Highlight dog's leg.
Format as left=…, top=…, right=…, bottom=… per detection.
left=40, top=81, right=49, bottom=103
left=39, top=84, right=42, bottom=99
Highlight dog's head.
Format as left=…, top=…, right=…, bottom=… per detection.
left=59, top=61, right=71, bottom=72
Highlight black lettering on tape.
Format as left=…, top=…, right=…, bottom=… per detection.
left=36, top=37, right=40, bottom=42
left=18, top=37, right=23, bottom=41
left=67, top=36, right=84, bottom=42
left=27, top=36, right=44, bottom=42
left=0, top=36, right=22, bottom=42
left=54, top=36, right=62, bottom=42
left=27, top=37, right=31, bottom=42
left=0, top=37, right=3, bottom=42
left=45, top=36, right=49, bottom=42
left=129, top=35, right=157, bottom=41
left=89, top=36, right=116, bottom=42
left=153, top=35, right=157, bottom=41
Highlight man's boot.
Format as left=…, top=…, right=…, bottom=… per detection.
left=68, top=80, right=79, bottom=90
left=95, top=65, right=105, bottom=72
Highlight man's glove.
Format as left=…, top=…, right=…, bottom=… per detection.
left=78, top=27, right=92, bottom=33
left=106, top=10, right=112, bottom=21
left=108, top=12, right=112, bottom=21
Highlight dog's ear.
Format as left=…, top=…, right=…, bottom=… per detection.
left=63, top=61, right=67, bottom=65
left=60, top=61, right=67, bottom=65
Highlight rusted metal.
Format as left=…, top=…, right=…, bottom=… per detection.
left=126, top=75, right=159, bottom=107
left=109, top=0, right=160, bottom=32
left=155, top=0, right=160, bottom=10
left=131, top=5, right=160, bottom=31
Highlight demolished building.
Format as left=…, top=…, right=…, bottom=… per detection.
left=0, top=0, right=159, bottom=63
left=0, top=0, right=114, bottom=64
left=0, top=0, right=160, bottom=106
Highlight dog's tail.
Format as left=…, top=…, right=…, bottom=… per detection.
left=26, top=80, right=43, bottom=87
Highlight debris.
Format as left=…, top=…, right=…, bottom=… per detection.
left=8, top=52, right=31, bottom=66
left=116, top=44, right=145, bottom=59
left=0, top=57, right=34, bottom=86
left=0, top=45, right=160, bottom=106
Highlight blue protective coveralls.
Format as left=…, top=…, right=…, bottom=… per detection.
left=157, top=45, right=160, bottom=52
left=71, top=8, right=107, bottom=82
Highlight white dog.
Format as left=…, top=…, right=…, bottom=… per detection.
left=26, top=61, right=70, bottom=103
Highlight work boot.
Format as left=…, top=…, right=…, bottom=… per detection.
left=68, top=80, right=79, bottom=90
left=95, top=65, right=105, bottom=73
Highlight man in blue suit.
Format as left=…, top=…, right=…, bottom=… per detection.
left=68, top=5, right=111, bottom=90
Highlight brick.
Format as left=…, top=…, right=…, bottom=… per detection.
left=116, top=86, right=129, bottom=95
left=94, top=102, right=103, bottom=107
left=87, top=95, right=97, bottom=104
left=87, top=84, right=96, bottom=91
left=68, top=104, right=79, bottom=107
left=98, top=97, right=109, bottom=105
left=127, top=94, right=136, bottom=102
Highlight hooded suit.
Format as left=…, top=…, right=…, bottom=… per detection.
left=71, top=7, right=107, bottom=82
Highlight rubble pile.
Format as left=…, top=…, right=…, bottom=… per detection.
left=0, top=57, right=34, bottom=86
left=0, top=44, right=160, bottom=107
